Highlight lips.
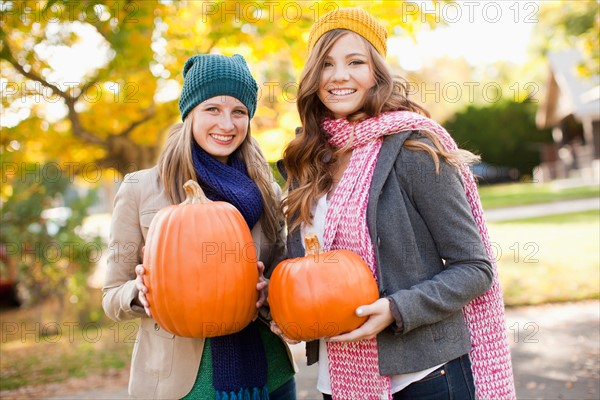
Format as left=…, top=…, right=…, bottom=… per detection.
left=210, top=134, right=234, bottom=144
left=329, top=89, right=356, bottom=96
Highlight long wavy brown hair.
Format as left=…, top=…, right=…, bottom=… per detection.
left=157, top=116, right=282, bottom=243
left=282, top=30, right=478, bottom=232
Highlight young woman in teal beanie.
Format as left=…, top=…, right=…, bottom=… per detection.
left=103, top=53, right=296, bottom=400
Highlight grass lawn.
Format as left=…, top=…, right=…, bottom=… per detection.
left=0, top=295, right=136, bottom=391
left=478, top=181, right=599, bottom=209
left=0, top=321, right=135, bottom=390
left=490, top=210, right=600, bottom=306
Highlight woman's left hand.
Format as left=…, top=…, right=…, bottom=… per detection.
left=255, top=261, right=268, bottom=311
left=328, top=298, right=394, bottom=342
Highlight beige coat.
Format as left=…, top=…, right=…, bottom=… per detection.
left=102, top=166, right=290, bottom=399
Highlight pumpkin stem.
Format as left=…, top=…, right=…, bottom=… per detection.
left=304, top=233, right=322, bottom=255
left=183, top=180, right=211, bottom=204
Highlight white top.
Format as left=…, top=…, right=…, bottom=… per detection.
left=301, top=194, right=442, bottom=395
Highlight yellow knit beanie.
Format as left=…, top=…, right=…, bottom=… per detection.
left=307, top=8, right=388, bottom=57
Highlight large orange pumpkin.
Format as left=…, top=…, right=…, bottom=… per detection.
left=142, top=180, right=258, bottom=338
left=269, top=234, right=379, bottom=341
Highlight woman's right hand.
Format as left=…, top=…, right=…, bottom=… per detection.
left=134, top=264, right=152, bottom=318
left=270, top=321, right=301, bottom=345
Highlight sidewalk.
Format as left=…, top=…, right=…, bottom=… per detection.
left=508, top=301, right=599, bottom=400
left=484, top=197, right=599, bottom=222
left=34, top=300, right=599, bottom=400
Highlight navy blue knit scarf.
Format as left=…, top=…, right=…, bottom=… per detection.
left=192, top=143, right=263, bottom=228
left=192, top=143, right=268, bottom=399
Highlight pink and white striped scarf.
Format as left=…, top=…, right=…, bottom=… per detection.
left=321, top=110, right=516, bottom=400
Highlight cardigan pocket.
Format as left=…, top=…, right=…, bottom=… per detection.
left=136, top=319, right=176, bottom=379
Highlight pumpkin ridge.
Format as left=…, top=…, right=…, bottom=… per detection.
left=219, top=208, right=231, bottom=336
left=183, top=203, right=200, bottom=337
left=237, top=205, right=258, bottom=331
left=280, top=265, right=296, bottom=338
left=221, top=204, right=239, bottom=335
left=279, top=264, right=296, bottom=337
left=202, top=205, right=217, bottom=336
left=212, top=203, right=239, bottom=335
left=151, top=209, right=169, bottom=333
left=162, top=207, right=182, bottom=335
left=307, top=261, right=321, bottom=338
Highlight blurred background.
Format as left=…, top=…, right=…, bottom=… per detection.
left=1, top=0, right=598, bottom=398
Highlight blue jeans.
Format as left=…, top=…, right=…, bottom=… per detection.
left=270, top=378, right=296, bottom=400
left=322, top=354, right=475, bottom=400
left=393, top=354, right=475, bottom=400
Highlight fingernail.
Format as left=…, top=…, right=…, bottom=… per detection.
left=356, top=308, right=363, bottom=316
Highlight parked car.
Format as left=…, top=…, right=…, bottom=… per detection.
left=0, top=242, right=19, bottom=307
left=470, top=162, right=520, bottom=184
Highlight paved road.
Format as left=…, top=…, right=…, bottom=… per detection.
left=34, top=300, right=599, bottom=400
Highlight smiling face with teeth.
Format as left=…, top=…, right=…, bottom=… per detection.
left=317, top=32, right=377, bottom=119
left=190, top=95, right=249, bottom=163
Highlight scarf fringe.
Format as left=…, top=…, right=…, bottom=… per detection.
left=215, top=387, right=269, bottom=400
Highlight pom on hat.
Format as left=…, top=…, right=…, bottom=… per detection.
left=307, top=8, right=388, bottom=57
left=178, top=54, right=259, bottom=121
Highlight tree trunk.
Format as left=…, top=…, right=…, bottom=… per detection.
left=101, top=136, right=160, bottom=177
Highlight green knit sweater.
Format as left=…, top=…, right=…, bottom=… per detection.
left=181, top=321, right=294, bottom=399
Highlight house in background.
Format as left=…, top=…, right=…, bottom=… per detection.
left=535, top=49, right=600, bottom=182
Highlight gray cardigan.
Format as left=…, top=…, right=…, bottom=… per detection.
left=284, top=131, right=493, bottom=376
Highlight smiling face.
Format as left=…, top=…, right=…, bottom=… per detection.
left=190, top=96, right=249, bottom=163
left=317, top=32, right=377, bottom=119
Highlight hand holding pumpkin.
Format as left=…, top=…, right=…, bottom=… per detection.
left=255, top=261, right=268, bottom=319
left=327, top=298, right=394, bottom=342
left=134, top=264, right=151, bottom=318
left=269, top=321, right=301, bottom=345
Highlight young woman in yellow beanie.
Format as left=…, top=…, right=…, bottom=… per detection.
left=103, top=53, right=296, bottom=400
left=280, top=7, right=515, bottom=400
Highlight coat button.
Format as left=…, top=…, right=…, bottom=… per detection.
left=154, top=323, right=160, bottom=331
left=377, top=236, right=381, bottom=247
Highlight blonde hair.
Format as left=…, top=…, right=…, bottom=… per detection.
left=157, top=116, right=282, bottom=243
left=282, top=30, right=478, bottom=232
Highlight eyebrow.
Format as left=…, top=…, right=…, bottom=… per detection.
left=201, top=101, right=246, bottom=109
left=325, top=52, right=368, bottom=59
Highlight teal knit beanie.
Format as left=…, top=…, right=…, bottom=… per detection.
left=178, top=54, right=258, bottom=120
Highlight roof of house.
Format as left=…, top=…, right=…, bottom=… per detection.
left=536, top=48, right=599, bottom=128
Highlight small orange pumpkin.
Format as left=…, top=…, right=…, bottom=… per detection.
left=143, top=180, right=258, bottom=338
left=269, top=233, right=379, bottom=341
